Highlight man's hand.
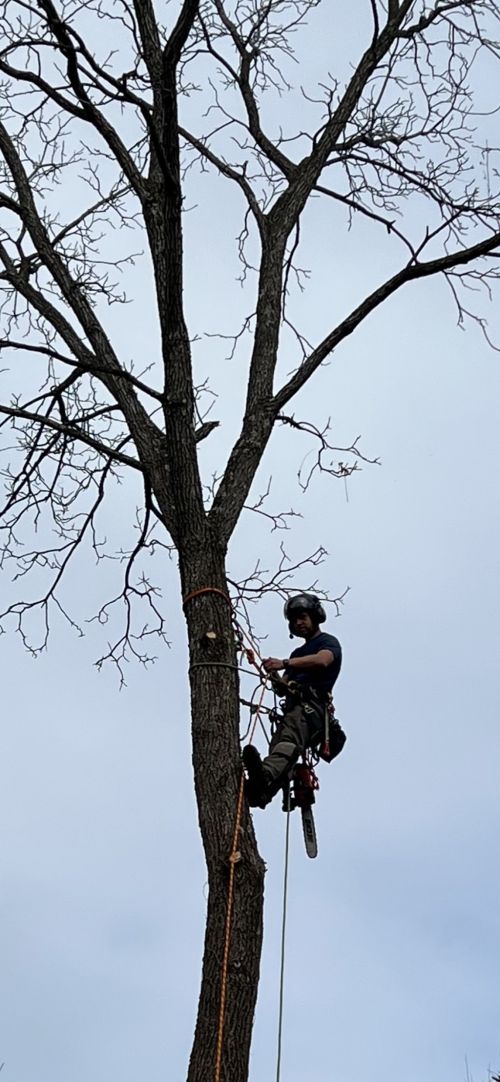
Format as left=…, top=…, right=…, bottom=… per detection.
left=262, top=656, right=285, bottom=673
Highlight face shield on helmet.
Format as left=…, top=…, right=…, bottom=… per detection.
left=283, top=593, right=327, bottom=635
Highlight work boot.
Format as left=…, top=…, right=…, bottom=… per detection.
left=242, top=745, right=273, bottom=808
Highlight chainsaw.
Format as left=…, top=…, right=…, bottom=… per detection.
left=282, top=759, right=319, bottom=859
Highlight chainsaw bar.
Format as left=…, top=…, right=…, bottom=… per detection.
left=301, top=805, right=318, bottom=859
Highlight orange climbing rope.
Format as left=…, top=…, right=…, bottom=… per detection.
left=182, top=586, right=233, bottom=610
left=183, top=586, right=270, bottom=1082
left=214, top=675, right=268, bottom=1082
left=184, top=585, right=264, bottom=663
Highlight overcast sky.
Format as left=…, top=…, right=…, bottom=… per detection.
left=1, top=3, right=500, bottom=1082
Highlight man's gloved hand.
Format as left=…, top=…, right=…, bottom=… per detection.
left=262, top=658, right=290, bottom=695
left=261, top=657, right=289, bottom=695
left=262, top=656, right=285, bottom=673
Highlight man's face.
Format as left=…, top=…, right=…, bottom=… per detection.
left=291, top=611, right=316, bottom=638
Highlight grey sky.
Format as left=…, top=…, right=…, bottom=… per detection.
left=1, top=3, right=500, bottom=1082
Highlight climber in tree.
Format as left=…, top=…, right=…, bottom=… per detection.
left=243, top=594, right=343, bottom=808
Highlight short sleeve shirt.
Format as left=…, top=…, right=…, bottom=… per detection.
left=284, top=631, right=342, bottom=698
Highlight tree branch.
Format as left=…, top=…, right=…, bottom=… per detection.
left=273, top=230, right=500, bottom=411
left=0, top=121, right=169, bottom=469
left=179, top=125, right=264, bottom=224
left=269, top=0, right=414, bottom=233
left=0, top=340, right=163, bottom=402
left=0, top=404, right=142, bottom=470
left=164, top=0, right=200, bottom=65
left=34, top=0, right=147, bottom=198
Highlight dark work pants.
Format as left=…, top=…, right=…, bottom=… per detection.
left=262, top=696, right=325, bottom=787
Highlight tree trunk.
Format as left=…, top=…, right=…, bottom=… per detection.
left=179, top=539, right=266, bottom=1082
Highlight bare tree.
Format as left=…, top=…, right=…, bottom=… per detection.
left=1, top=2, right=500, bottom=1079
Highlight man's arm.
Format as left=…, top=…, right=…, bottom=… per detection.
left=263, top=650, right=334, bottom=674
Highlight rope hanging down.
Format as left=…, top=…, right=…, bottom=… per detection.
left=276, top=789, right=292, bottom=1082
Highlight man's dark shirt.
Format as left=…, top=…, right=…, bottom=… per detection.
left=284, top=632, right=342, bottom=698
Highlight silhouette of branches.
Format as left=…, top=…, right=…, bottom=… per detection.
left=1, top=0, right=500, bottom=667
left=278, top=413, right=380, bottom=490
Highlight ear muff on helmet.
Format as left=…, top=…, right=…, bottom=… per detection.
left=283, top=593, right=327, bottom=630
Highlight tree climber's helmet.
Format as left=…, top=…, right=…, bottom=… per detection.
left=283, top=593, right=327, bottom=635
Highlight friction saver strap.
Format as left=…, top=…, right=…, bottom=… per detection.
left=183, top=586, right=261, bottom=672
left=182, top=586, right=232, bottom=609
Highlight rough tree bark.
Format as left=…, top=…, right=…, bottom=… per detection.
left=1, top=2, right=500, bottom=1080
left=180, top=554, right=265, bottom=1082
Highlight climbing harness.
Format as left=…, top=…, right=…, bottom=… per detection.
left=266, top=690, right=321, bottom=859
left=318, top=694, right=347, bottom=763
